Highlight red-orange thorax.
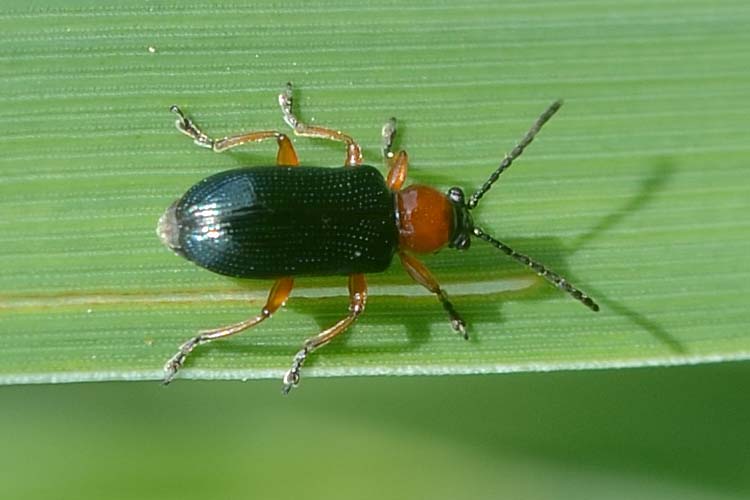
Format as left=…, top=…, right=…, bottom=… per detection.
left=396, top=185, right=454, bottom=253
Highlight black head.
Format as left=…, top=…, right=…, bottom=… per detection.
left=447, top=187, right=473, bottom=250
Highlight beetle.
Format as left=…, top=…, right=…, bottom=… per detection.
left=158, top=83, right=599, bottom=393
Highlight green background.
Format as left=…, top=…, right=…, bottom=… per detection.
left=1, top=0, right=748, bottom=498
left=3, top=364, right=750, bottom=499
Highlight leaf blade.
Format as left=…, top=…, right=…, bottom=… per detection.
left=1, top=0, right=749, bottom=384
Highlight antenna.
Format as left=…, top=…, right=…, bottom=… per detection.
left=468, top=100, right=563, bottom=210
left=472, top=226, right=599, bottom=312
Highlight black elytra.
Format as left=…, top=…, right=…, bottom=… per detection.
left=160, top=165, right=398, bottom=278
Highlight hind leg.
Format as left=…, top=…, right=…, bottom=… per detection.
left=169, top=105, right=299, bottom=166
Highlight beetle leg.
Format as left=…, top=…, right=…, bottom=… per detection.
left=169, top=105, right=299, bottom=165
left=279, top=82, right=363, bottom=167
left=380, top=117, right=409, bottom=190
left=381, top=117, right=397, bottom=160
left=274, top=134, right=300, bottom=167
left=170, top=105, right=214, bottom=149
left=282, top=274, right=367, bottom=394
left=163, top=277, right=294, bottom=384
left=398, top=252, right=467, bottom=339
left=386, top=151, right=409, bottom=191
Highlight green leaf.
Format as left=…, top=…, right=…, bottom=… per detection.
left=1, top=0, right=748, bottom=385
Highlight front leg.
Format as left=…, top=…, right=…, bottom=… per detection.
left=381, top=116, right=409, bottom=191
left=399, top=252, right=467, bottom=339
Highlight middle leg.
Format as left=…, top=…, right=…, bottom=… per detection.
left=282, top=274, right=367, bottom=394
left=278, top=82, right=362, bottom=166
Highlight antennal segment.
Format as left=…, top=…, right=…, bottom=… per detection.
left=468, top=100, right=563, bottom=210
left=472, top=227, right=599, bottom=312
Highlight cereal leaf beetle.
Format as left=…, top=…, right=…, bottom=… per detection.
left=158, top=83, right=599, bottom=393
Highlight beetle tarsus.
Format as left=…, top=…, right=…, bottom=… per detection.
left=281, top=347, right=307, bottom=395
left=452, top=317, right=468, bottom=340
left=162, top=337, right=200, bottom=384
left=381, top=117, right=397, bottom=160
left=162, top=353, right=185, bottom=385
left=279, top=82, right=297, bottom=131
left=162, top=358, right=181, bottom=385
left=437, top=291, right=465, bottom=336
left=169, top=104, right=215, bottom=150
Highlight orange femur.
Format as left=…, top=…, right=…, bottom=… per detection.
left=396, top=185, right=454, bottom=253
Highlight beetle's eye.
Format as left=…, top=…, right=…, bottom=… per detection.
left=448, top=187, right=465, bottom=205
